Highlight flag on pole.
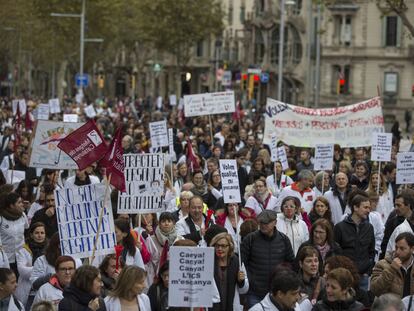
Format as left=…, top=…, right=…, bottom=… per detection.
left=25, top=110, right=34, bottom=131
left=186, top=139, right=200, bottom=173
left=57, top=119, right=108, bottom=170
left=99, top=128, right=126, bottom=192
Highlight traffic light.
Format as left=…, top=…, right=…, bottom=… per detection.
left=98, top=75, right=104, bottom=89
left=253, top=74, right=260, bottom=99
left=241, top=73, right=248, bottom=90
left=130, top=74, right=136, bottom=91
left=337, top=77, right=346, bottom=94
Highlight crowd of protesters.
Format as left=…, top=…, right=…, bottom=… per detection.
left=0, top=95, right=413, bottom=311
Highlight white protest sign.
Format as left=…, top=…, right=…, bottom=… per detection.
left=36, top=104, right=50, bottom=120
left=118, top=153, right=165, bottom=214
left=168, top=128, right=176, bottom=162
left=219, top=159, right=241, bottom=203
left=157, top=96, right=163, bottom=109
left=5, top=170, right=25, bottom=185
left=314, top=144, right=334, bottom=171
left=55, top=183, right=116, bottom=259
left=396, top=152, right=414, bottom=184
left=49, top=98, right=61, bottom=114
left=178, top=98, right=184, bottom=111
left=270, top=133, right=278, bottom=162
left=371, top=132, right=392, bottom=162
left=168, top=247, right=214, bottom=308
left=84, top=104, right=97, bottom=118
left=29, top=120, right=83, bottom=169
left=263, top=97, right=384, bottom=147
left=12, top=99, right=27, bottom=115
left=149, top=120, right=169, bottom=148
left=169, top=94, right=177, bottom=106
left=63, top=114, right=79, bottom=123
left=184, top=91, right=235, bottom=117
left=277, top=146, right=289, bottom=171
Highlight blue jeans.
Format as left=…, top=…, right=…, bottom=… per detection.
left=246, top=292, right=265, bottom=309
left=359, top=274, right=369, bottom=291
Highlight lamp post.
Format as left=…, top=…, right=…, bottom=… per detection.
left=51, top=0, right=103, bottom=99
left=277, top=0, right=296, bottom=101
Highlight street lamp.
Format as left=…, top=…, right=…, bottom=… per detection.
left=277, top=0, right=296, bottom=101
left=51, top=0, right=103, bottom=99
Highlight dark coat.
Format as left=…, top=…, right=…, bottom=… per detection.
left=31, top=208, right=58, bottom=239
left=241, top=229, right=294, bottom=298
left=58, top=284, right=106, bottom=311
left=312, top=296, right=364, bottom=311
left=334, top=216, right=375, bottom=275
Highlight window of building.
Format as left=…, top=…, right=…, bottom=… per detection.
left=292, top=0, right=302, bottom=15
left=254, top=28, right=265, bottom=63
left=384, top=72, right=398, bottom=95
left=333, top=15, right=352, bottom=46
left=196, top=41, right=204, bottom=57
left=271, top=24, right=302, bottom=66
left=256, top=0, right=265, bottom=16
left=228, top=1, right=234, bottom=25
left=383, top=16, right=401, bottom=47
left=240, top=5, right=245, bottom=23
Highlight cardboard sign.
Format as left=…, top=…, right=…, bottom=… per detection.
left=63, top=114, right=79, bottom=123
left=168, top=247, right=215, bottom=308
left=270, top=133, right=278, bottom=162
left=29, top=121, right=83, bottom=169
left=149, top=120, right=169, bottom=148
left=396, top=152, right=414, bottom=184
left=219, top=159, right=241, bottom=203
left=169, top=94, right=177, bottom=106
left=314, top=144, right=334, bottom=171
left=55, top=183, right=116, bottom=259
left=36, top=104, right=50, bottom=120
left=184, top=91, right=235, bottom=117
left=84, top=104, right=97, bottom=118
left=49, top=98, right=61, bottom=114
left=118, top=153, right=165, bottom=214
left=263, top=97, right=384, bottom=147
left=277, top=146, right=289, bottom=171
left=371, top=132, right=392, bottom=162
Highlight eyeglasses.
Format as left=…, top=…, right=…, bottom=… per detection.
left=214, top=244, right=229, bottom=249
left=59, top=267, right=75, bottom=273
left=283, top=205, right=296, bottom=209
left=212, top=175, right=220, bottom=177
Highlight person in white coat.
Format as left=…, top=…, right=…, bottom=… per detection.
left=245, top=177, right=279, bottom=215
left=114, top=219, right=145, bottom=269
left=32, top=256, right=76, bottom=309
left=323, top=172, right=352, bottom=225
left=276, top=196, right=309, bottom=256
left=0, top=268, right=25, bottom=311
left=266, top=161, right=293, bottom=198
left=0, top=192, right=29, bottom=276
left=249, top=269, right=312, bottom=311
left=104, top=266, right=151, bottom=311
left=15, top=222, right=47, bottom=306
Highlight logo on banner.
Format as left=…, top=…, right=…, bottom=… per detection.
left=87, top=130, right=103, bottom=147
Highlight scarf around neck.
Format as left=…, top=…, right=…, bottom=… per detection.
left=155, top=225, right=177, bottom=247
left=0, top=206, right=23, bottom=221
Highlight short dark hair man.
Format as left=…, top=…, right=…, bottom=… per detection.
left=371, top=232, right=414, bottom=298
left=249, top=269, right=304, bottom=311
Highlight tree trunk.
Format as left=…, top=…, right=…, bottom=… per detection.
left=57, top=60, right=68, bottom=103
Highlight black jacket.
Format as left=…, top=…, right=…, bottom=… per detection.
left=31, top=208, right=58, bottom=239
left=241, top=229, right=294, bottom=298
left=312, top=296, right=364, bottom=311
left=147, top=283, right=168, bottom=311
left=58, top=284, right=106, bottom=311
left=334, top=216, right=375, bottom=275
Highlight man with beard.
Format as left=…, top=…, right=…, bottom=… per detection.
left=371, top=232, right=414, bottom=298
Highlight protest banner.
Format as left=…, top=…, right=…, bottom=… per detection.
left=29, top=121, right=83, bottom=169
left=63, top=114, right=79, bottom=123
left=263, top=97, right=384, bottom=147
left=84, top=104, right=97, bottom=118
left=277, top=146, right=289, bottom=171
left=396, top=152, right=414, bottom=185
left=314, top=144, right=334, bottom=171
left=149, top=120, right=169, bottom=148
left=55, top=183, right=116, bottom=259
left=49, top=98, right=61, bottom=114
left=36, top=104, right=50, bottom=120
left=168, top=247, right=215, bottom=308
left=269, top=133, right=278, bottom=162
left=371, top=133, right=392, bottom=162
left=57, top=120, right=108, bottom=170
left=118, top=153, right=165, bottom=214
left=219, top=159, right=241, bottom=203
left=184, top=91, right=235, bottom=117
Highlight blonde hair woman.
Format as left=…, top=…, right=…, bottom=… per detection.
left=104, top=266, right=150, bottom=310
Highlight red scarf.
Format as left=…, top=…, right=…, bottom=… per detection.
left=254, top=192, right=272, bottom=210
left=114, top=244, right=124, bottom=270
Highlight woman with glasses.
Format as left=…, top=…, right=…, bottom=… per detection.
left=210, top=233, right=248, bottom=311
left=207, top=169, right=223, bottom=207
left=245, top=177, right=278, bottom=216
left=276, top=196, right=309, bottom=255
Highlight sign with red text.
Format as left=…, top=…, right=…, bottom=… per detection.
left=184, top=91, right=235, bottom=117
left=263, top=97, right=384, bottom=147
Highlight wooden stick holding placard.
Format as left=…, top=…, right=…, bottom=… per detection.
left=377, top=162, right=381, bottom=195
left=137, top=213, right=142, bottom=242
left=208, top=115, right=214, bottom=145
left=321, top=171, right=325, bottom=195
left=90, top=174, right=112, bottom=263
left=233, top=205, right=242, bottom=268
